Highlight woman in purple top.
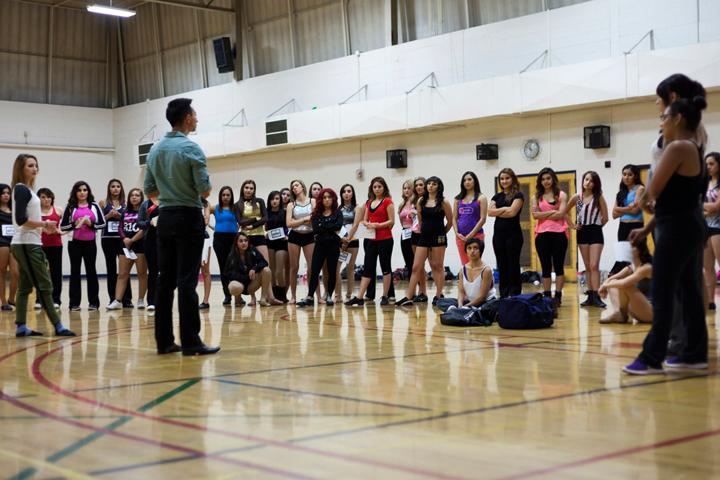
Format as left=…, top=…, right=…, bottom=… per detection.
left=60, top=181, right=106, bottom=310
left=452, top=171, right=487, bottom=265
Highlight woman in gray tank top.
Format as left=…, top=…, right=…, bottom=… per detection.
left=285, top=179, right=315, bottom=304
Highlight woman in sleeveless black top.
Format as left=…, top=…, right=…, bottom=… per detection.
left=624, top=94, right=709, bottom=375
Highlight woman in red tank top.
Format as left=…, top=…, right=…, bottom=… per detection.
left=345, top=177, right=395, bottom=306
left=38, top=188, right=63, bottom=308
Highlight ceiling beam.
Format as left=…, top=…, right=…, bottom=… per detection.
left=137, top=0, right=232, bottom=13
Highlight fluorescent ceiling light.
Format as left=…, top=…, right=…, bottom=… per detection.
left=87, top=4, right=136, bottom=18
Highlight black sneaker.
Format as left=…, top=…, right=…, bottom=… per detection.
left=416, top=294, right=428, bottom=303
left=709, top=302, right=716, bottom=311
left=395, top=297, right=413, bottom=307
left=379, top=296, right=389, bottom=306
left=344, top=296, right=364, bottom=307
left=431, top=295, right=444, bottom=306
left=222, top=296, right=232, bottom=306
left=593, top=295, right=607, bottom=308
left=198, top=302, right=210, bottom=310
left=325, top=296, right=334, bottom=306
left=122, top=302, right=134, bottom=308
left=297, top=297, right=314, bottom=307
left=580, top=295, right=594, bottom=307
left=88, top=305, right=99, bottom=311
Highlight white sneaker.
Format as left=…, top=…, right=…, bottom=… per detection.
left=34, top=303, right=42, bottom=310
left=53, top=303, right=61, bottom=309
left=137, top=299, right=146, bottom=309
left=146, top=304, right=155, bottom=312
left=107, top=299, right=123, bottom=310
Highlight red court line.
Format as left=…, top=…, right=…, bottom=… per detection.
left=497, top=426, right=720, bottom=479
left=0, top=391, right=316, bottom=480
left=30, top=330, right=474, bottom=480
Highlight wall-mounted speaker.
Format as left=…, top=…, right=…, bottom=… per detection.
left=386, top=149, right=407, bottom=168
left=584, top=125, right=611, bottom=149
left=212, top=37, right=234, bottom=74
left=476, top=143, right=498, bottom=160
left=266, top=119, right=288, bottom=146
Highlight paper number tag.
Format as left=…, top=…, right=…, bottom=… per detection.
left=267, top=228, right=286, bottom=241
left=356, top=224, right=375, bottom=240
left=123, top=248, right=137, bottom=260
left=107, top=221, right=120, bottom=233
left=2, top=224, right=15, bottom=237
left=338, top=251, right=351, bottom=264
left=401, top=228, right=412, bottom=240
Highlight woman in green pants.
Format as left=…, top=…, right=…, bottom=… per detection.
left=10, top=154, right=75, bottom=337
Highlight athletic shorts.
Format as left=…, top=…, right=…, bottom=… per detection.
left=346, top=239, right=359, bottom=249
left=267, top=239, right=288, bottom=251
left=249, top=235, right=267, bottom=247
left=577, top=224, right=604, bottom=245
left=288, top=230, right=314, bottom=247
left=417, top=233, right=447, bottom=248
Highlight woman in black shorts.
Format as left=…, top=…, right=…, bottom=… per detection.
left=107, top=188, right=147, bottom=310
left=337, top=183, right=360, bottom=302
left=266, top=190, right=289, bottom=303
left=567, top=171, right=608, bottom=308
left=396, top=176, right=452, bottom=306
left=286, top=179, right=315, bottom=304
left=611, top=165, right=645, bottom=274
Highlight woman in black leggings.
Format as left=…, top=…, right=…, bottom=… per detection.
left=488, top=168, right=525, bottom=298
left=624, top=92, right=709, bottom=375
left=531, top=168, right=569, bottom=307
left=298, top=188, right=343, bottom=306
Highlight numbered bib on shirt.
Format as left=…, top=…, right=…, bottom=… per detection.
left=107, top=221, right=120, bottom=233
left=267, top=227, right=286, bottom=241
left=2, top=224, right=15, bottom=237
left=338, top=251, right=351, bottom=264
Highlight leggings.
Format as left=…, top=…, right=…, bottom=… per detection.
left=68, top=239, right=100, bottom=307
left=535, top=232, right=567, bottom=279
left=213, top=232, right=235, bottom=299
left=363, top=238, right=393, bottom=279
left=101, top=237, right=132, bottom=304
left=493, top=228, right=523, bottom=297
left=307, top=237, right=340, bottom=298
left=42, top=245, right=63, bottom=305
left=400, top=237, right=414, bottom=273
left=639, top=210, right=707, bottom=367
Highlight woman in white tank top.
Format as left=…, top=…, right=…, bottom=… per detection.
left=457, top=237, right=496, bottom=307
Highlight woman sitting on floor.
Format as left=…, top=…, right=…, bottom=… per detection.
left=456, top=238, right=496, bottom=307
left=598, top=240, right=652, bottom=324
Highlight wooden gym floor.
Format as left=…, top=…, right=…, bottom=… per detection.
left=1, top=281, right=718, bottom=479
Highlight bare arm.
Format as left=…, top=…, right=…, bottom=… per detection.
left=443, top=200, right=453, bottom=234
left=499, top=198, right=523, bottom=218
left=465, top=195, right=488, bottom=238
left=452, top=199, right=461, bottom=239
left=599, top=195, right=609, bottom=226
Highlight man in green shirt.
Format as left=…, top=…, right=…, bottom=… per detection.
left=144, top=98, right=219, bottom=356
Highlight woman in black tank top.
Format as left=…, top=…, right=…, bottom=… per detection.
left=624, top=93, right=709, bottom=375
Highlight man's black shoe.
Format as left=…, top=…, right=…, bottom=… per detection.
left=158, top=344, right=182, bottom=355
left=182, top=344, right=220, bottom=356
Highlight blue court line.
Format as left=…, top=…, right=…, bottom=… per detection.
left=215, top=378, right=431, bottom=411
left=8, top=379, right=200, bottom=480
left=88, top=368, right=719, bottom=477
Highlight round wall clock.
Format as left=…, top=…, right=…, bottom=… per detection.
left=523, top=139, right=540, bottom=159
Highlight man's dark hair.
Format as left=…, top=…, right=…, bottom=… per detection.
left=166, top=98, right=193, bottom=128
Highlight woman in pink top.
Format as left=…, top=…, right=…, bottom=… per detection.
left=531, top=168, right=569, bottom=308
left=60, top=181, right=106, bottom=310
left=398, top=179, right=427, bottom=301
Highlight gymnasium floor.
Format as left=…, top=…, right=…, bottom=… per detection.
left=1, top=281, right=718, bottom=479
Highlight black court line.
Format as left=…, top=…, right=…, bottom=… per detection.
left=73, top=327, right=633, bottom=395
left=89, top=369, right=720, bottom=476
left=215, top=378, right=432, bottom=411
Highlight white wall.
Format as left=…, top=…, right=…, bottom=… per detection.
left=0, top=101, right=114, bottom=278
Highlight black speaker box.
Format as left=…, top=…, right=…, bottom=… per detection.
left=213, top=37, right=234, bottom=74
left=476, top=143, right=498, bottom=160
left=584, top=125, right=611, bottom=149
left=386, top=149, right=407, bottom=168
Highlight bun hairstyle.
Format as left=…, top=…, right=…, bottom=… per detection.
left=668, top=95, right=707, bottom=132
left=656, top=74, right=706, bottom=106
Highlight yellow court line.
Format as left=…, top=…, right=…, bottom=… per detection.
left=0, top=448, right=95, bottom=480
